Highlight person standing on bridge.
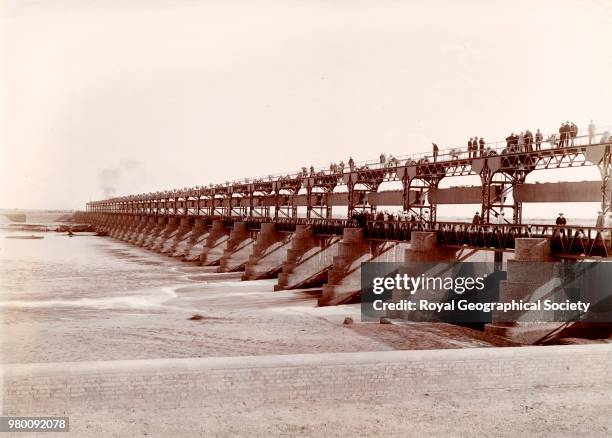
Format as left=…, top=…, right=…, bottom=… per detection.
left=570, top=122, right=578, bottom=146
left=474, top=137, right=479, bottom=157
left=556, top=212, right=567, bottom=227
left=432, top=143, right=439, bottom=162
left=479, top=137, right=485, bottom=156
left=348, top=157, right=355, bottom=171
left=525, top=129, right=534, bottom=152
left=556, top=212, right=567, bottom=225
left=472, top=211, right=481, bottom=225
left=518, top=132, right=525, bottom=153
left=588, top=120, right=596, bottom=144
left=467, top=138, right=474, bottom=158
left=556, top=212, right=567, bottom=237
left=535, top=129, right=543, bottom=151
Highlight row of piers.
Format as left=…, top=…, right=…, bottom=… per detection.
left=75, top=212, right=574, bottom=343
left=81, top=213, right=418, bottom=305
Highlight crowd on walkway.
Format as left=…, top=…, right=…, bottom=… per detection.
left=502, top=129, right=542, bottom=153
left=295, top=120, right=608, bottom=178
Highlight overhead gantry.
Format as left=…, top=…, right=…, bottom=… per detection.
left=88, top=129, right=612, bottom=224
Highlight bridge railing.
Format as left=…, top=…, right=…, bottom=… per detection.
left=365, top=220, right=612, bottom=257
left=216, top=216, right=357, bottom=235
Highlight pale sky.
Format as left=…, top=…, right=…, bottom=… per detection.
left=1, top=0, right=611, bottom=215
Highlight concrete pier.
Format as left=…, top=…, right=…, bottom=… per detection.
left=142, top=217, right=167, bottom=249
left=274, top=226, right=339, bottom=290
left=319, top=239, right=409, bottom=306
left=199, top=220, right=230, bottom=266
left=117, top=216, right=140, bottom=241
left=404, top=231, right=458, bottom=262
left=110, top=215, right=129, bottom=239
left=219, top=222, right=255, bottom=272
left=151, top=217, right=178, bottom=252
left=243, top=223, right=291, bottom=280
left=318, top=228, right=369, bottom=306
left=180, top=218, right=209, bottom=260
left=162, top=217, right=192, bottom=254
left=134, top=217, right=157, bottom=246
left=129, top=216, right=151, bottom=245
left=485, top=238, right=560, bottom=343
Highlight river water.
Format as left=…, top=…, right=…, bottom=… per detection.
left=0, top=223, right=193, bottom=311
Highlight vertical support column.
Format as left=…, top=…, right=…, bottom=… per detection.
left=306, top=186, right=313, bottom=220
left=513, top=196, right=522, bottom=224
left=325, top=192, right=332, bottom=220
left=428, top=180, right=438, bottom=225
left=273, top=189, right=280, bottom=220
left=480, top=166, right=492, bottom=225
left=347, top=180, right=355, bottom=220
left=600, top=145, right=611, bottom=214
left=401, top=175, right=411, bottom=213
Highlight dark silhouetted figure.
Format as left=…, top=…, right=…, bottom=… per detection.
left=472, top=211, right=481, bottom=225
left=556, top=213, right=566, bottom=225
left=556, top=212, right=567, bottom=236
left=559, top=122, right=571, bottom=148
left=479, top=137, right=485, bottom=156
left=525, top=129, right=534, bottom=152
left=432, top=143, right=439, bottom=162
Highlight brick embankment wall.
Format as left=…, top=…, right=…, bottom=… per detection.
left=2, top=345, right=611, bottom=415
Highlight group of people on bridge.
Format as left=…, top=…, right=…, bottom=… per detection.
left=292, top=120, right=609, bottom=180
left=503, top=129, right=543, bottom=153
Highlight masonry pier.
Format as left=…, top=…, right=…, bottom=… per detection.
left=484, top=238, right=562, bottom=343
left=199, top=220, right=230, bottom=266
left=243, top=223, right=291, bottom=280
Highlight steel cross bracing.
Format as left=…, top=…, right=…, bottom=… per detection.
left=87, top=134, right=612, bottom=221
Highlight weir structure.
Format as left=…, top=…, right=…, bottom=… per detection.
left=78, top=128, right=612, bottom=322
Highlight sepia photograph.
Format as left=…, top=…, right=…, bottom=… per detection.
left=1, top=0, right=611, bottom=436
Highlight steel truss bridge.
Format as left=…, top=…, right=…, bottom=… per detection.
left=87, top=130, right=612, bottom=257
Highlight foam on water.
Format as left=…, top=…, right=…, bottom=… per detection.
left=0, top=286, right=178, bottom=310
left=0, top=226, right=192, bottom=309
